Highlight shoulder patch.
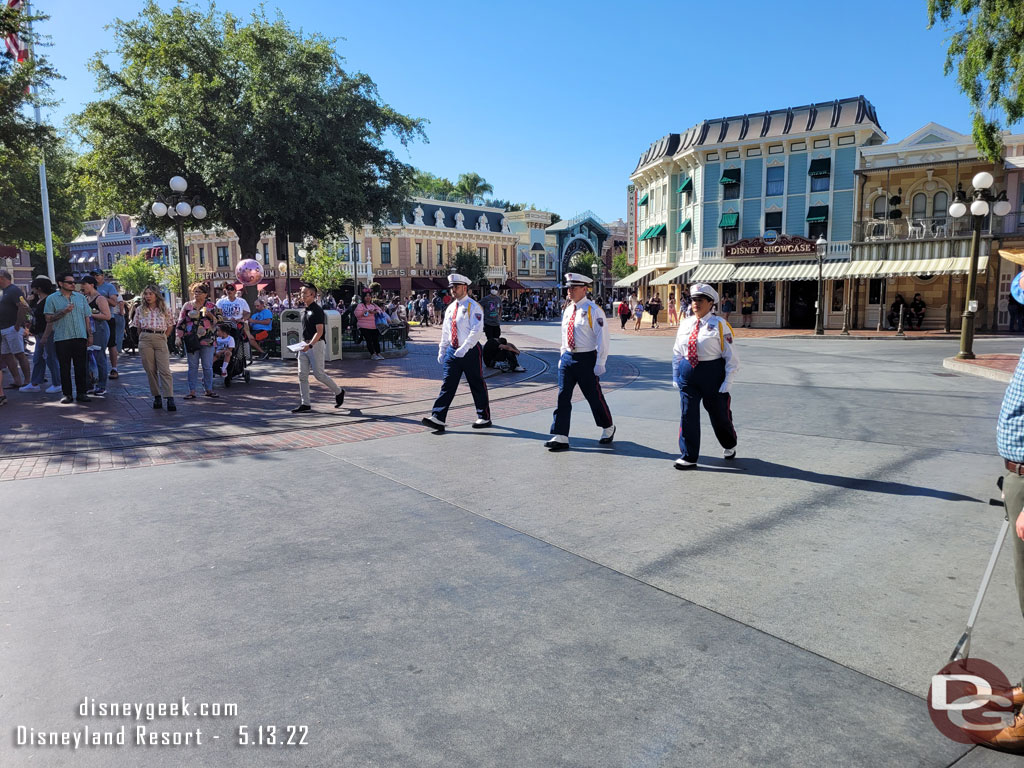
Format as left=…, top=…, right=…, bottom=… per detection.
left=474, top=313, right=482, bottom=321
left=597, top=316, right=604, bottom=326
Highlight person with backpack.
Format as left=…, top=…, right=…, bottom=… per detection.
left=480, top=286, right=503, bottom=340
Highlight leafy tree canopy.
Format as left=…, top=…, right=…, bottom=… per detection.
left=73, top=1, right=425, bottom=264
left=928, top=0, right=1024, bottom=160
left=302, top=242, right=351, bottom=293
left=611, top=250, right=634, bottom=280
left=110, top=254, right=161, bottom=295
left=411, top=169, right=493, bottom=204
left=450, top=247, right=485, bottom=285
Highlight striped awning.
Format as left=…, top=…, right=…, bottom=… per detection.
left=650, top=263, right=699, bottom=286
left=690, top=262, right=737, bottom=282
left=731, top=259, right=850, bottom=282
left=613, top=265, right=658, bottom=288
left=845, top=254, right=989, bottom=278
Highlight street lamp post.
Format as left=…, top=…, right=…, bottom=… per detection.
left=150, top=176, right=206, bottom=308
left=948, top=171, right=1012, bottom=359
left=814, top=235, right=827, bottom=335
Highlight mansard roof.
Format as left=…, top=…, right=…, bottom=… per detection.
left=397, top=197, right=511, bottom=234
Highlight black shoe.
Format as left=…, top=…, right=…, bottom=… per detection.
left=60, top=396, right=73, bottom=404
left=545, top=437, right=570, bottom=451
left=166, top=398, right=176, bottom=412
left=599, top=425, right=616, bottom=445
left=421, top=416, right=445, bottom=432
left=153, top=396, right=162, bottom=409
left=291, top=404, right=312, bottom=413
left=471, top=419, right=492, bottom=429
left=76, top=395, right=91, bottom=403
left=335, top=390, right=345, bottom=408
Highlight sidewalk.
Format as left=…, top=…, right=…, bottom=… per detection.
left=942, top=353, right=1019, bottom=383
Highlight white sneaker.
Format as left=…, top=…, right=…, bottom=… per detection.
left=544, top=434, right=570, bottom=451
left=599, top=425, right=616, bottom=445
left=723, top=448, right=736, bottom=460
left=674, top=458, right=697, bottom=469
left=513, top=366, right=526, bottom=372
left=45, top=385, right=62, bottom=394
left=19, top=383, right=41, bottom=392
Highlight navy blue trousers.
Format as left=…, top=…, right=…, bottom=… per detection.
left=550, top=350, right=613, bottom=436
left=431, top=344, right=490, bottom=423
left=675, top=357, right=737, bottom=462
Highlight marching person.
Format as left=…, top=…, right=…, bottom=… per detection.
left=545, top=273, right=614, bottom=451
left=671, top=282, right=738, bottom=469
left=291, top=283, right=345, bottom=413
left=421, top=273, right=491, bottom=432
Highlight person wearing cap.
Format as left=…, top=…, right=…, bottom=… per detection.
left=671, top=282, right=738, bottom=469
left=421, top=273, right=491, bottom=432
left=545, top=273, right=614, bottom=451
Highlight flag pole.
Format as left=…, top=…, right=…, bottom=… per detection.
left=22, top=0, right=55, bottom=281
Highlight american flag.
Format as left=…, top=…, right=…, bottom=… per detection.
left=5, top=0, right=27, bottom=64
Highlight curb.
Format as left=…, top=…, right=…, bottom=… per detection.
left=942, top=357, right=1013, bottom=383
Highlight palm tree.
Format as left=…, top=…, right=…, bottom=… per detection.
left=455, top=172, right=493, bottom=205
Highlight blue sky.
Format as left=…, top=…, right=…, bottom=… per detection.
left=37, top=0, right=992, bottom=223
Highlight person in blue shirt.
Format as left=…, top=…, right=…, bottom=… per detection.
left=249, top=299, right=274, bottom=360
left=992, top=345, right=1024, bottom=751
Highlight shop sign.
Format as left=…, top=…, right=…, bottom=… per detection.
left=374, top=269, right=407, bottom=277
left=724, top=235, right=816, bottom=258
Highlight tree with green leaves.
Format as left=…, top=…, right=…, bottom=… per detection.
left=111, top=254, right=161, bottom=295
left=1, top=4, right=84, bottom=267
left=449, top=247, right=485, bottom=285
left=568, top=251, right=598, bottom=280
left=302, top=243, right=351, bottom=293
left=611, top=250, right=634, bottom=280
left=454, top=173, right=493, bottom=205
left=73, top=1, right=424, bottom=267
left=927, top=0, right=1024, bottom=160
left=158, top=261, right=202, bottom=297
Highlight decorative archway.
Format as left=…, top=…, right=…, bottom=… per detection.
left=560, top=234, right=599, bottom=289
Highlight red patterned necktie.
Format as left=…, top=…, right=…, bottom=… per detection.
left=567, top=308, right=575, bottom=350
left=450, top=306, right=459, bottom=347
left=687, top=320, right=699, bottom=367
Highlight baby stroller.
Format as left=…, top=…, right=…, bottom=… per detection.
left=216, top=324, right=251, bottom=388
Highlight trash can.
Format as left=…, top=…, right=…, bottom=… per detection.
left=323, top=309, right=343, bottom=361
left=279, top=308, right=304, bottom=360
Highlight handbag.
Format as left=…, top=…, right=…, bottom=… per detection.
left=184, top=332, right=201, bottom=353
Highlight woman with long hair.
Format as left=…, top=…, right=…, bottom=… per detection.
left=131, top=284, right=176, bottom=411
left=355, top=292, right=385, bottom=360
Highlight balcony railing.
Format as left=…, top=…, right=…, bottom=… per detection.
left=485, top=265, right=507, bottom=282
left=852, top=214, right=1009, bottom=243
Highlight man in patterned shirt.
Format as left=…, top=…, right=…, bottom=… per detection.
left=989, top=349, right=1024, bottom=751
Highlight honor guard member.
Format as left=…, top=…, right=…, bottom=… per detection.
left=671, top=282, right=738, bottom=469
left=545, top=273, right=615, bottom=451
left=421, top=273, right=492, bottom=432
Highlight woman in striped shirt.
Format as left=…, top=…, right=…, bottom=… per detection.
left=131, top=284, right=176, bottom=411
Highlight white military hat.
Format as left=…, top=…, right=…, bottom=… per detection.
left=447, top=273, right=471, bottom=286
left=565, top=272, right=593, bottom=287
left=689, top=282, right=719, bottom=304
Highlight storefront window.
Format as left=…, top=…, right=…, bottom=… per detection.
left=762, top=282, right=776, bottom=312
left=868, top=278, right=883, bottom=304
left=832, top=281, right=844, bottom=311
left=743, top=282, right=759, bottom=311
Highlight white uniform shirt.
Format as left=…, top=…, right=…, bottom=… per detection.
left=438, top=296, right=485, bottom=359
left=560, top=298, right=610, bottom=374
left=672, top=313, right=739, bottom=386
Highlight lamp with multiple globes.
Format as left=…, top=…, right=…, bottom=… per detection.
left=150, top=177, right=206, bottom=307
left=947, top=172, right=1012, bottom=359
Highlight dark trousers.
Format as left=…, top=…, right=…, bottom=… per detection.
left=550, top=350, right=613, bottom=436
left=431, top=344, right=490, bottom=422
left=619, top=314, right=629, bottom=329
left=675, top=357, right=736, bottom=462
left=1003, top=471, right=1024, bottom=618
left=362, top=328, right=381, bottom=356
left=55, top=337, right=89, bottom=397
left=484, top=324, right=501, bottom=340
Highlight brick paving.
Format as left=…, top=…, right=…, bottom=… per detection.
left=0, top=325, right=637, bottom=482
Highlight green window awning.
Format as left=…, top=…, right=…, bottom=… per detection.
left=676, top=218, right=692, bottom=233
left=808, top=158, right=831, bottom=177
left=677, top=177, right=693, bottom=194
left=639, top=226, right=654, bottom=240
left=719, top=168, right=741, bottom=185
left=651, top=224, right=666, bottom=238
left=638, top=193, right=649, bottom=205
left=719, top=212, right=739, bottom=228
left=806, top=205, right=829, bottom=223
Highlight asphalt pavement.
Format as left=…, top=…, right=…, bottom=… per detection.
left=2, top=325, right=1023, bottom=767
